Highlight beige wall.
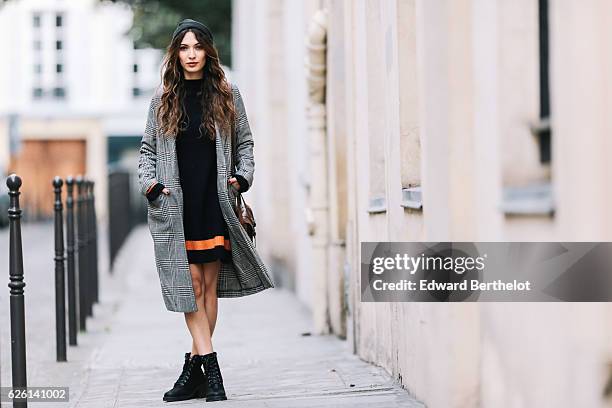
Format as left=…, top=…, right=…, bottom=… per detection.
left=234, top=0, right=612, bottom=406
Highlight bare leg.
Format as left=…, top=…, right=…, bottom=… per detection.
left=191, top=259, right=221, bottom=355
left=185, top=263, right=213, bottom=356
left=190, top=260, right=221, bottom=355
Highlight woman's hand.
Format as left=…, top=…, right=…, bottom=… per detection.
left=162, top=187, right=170, bottom=195
left=228, top=177, right=241, bottom=191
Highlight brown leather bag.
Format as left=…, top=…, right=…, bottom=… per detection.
left=230, top=117, right=257, bottom=246
left=234, top=192, right=256, bottom=244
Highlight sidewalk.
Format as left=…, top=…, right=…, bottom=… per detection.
left=1, top=223, right=422, bottom=407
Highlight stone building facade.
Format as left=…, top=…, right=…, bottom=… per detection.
left=234, top=1, right=612, bottom=406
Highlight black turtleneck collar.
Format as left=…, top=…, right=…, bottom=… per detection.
left=183, top=78, right=203, bottom=95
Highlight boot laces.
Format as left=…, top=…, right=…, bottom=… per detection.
left=204, top=359, right=222, bottom=383
left=175, top=359, right=195, bottom=386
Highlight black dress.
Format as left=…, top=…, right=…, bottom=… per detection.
left=175, top=78, right=232, bottom=264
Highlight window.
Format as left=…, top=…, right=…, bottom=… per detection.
left=397, top=0, right=422, bottom=211
left=499, top=0, right=554, bottom=216
left=56, top=64, right=63, bottom=74
left=56, top=41, right=63, bottom=51
left=535, top=0, right=551, bottom=163
left=33, top=40, right=41, bottom=51
left=34, top=64, right=42, bottom=74
left=132, top=87, right=141, bottom=97
left=56, top=13, right=63, bottom=27
left=133, top=64, right=139, bottom=73
left=53, top=87, right=66, bottom=99
left=365, top=1, right=387, bottom=214
left=32, top=88, right=43, bottom=99
left=32, top=13, right=41, bottom=28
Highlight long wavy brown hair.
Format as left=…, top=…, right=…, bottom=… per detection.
left=157, top=28, right=235, bottom=141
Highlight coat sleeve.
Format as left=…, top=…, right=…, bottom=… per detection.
left=138, top=95, right=161, bottom=197
left=231, top=83, right=255, bottom=192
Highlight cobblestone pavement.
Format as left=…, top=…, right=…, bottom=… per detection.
left=1, top=223, right=423, bottom=407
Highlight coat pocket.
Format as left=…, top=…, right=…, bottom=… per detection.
left=147, top=193, right=169, bottom=225
left=149, top=192, right=165, bottom=208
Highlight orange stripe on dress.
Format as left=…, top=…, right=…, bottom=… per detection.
left=185, top=236, right=231, bottom=251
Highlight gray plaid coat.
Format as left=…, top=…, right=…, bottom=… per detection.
left=137, top=83, right=275, bottom=313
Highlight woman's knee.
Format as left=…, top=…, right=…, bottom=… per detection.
left=192, top=279, right=204, bottom=298
left=204, top=278, right=217, bottom=298
left=203, top=260, right=220, bottom=297
left=190, top=266, right=204, bottom=299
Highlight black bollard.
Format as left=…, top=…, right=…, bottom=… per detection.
left=91, top=180, right=99, bottom=305
left=76, top=176, right=87, bottom=331
left=7, top=173, right=28, bottom=408
left=85, top=180, right=93, bottom=317
left=65, top=176, right=78, bottom=345
left=53, top=177, right=67, bottom=362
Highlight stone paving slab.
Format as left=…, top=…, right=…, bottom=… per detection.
left=1, top=223, right=423, bottom=407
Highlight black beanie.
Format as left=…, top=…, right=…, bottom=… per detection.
left=171, top=19, right=213, bottom=43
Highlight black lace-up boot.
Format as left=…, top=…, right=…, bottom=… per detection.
left=201, top=351, right=227, bottom=402
left=162, top=352, right=207, bottom=402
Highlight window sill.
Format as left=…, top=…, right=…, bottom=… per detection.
left=367, top=197, right=387, bottom=214
left=401, top=187, right=423, bottom=211
left=500, top=182, right=554, bottom=216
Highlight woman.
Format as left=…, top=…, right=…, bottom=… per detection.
left=137, top=18, right=275, bottom=403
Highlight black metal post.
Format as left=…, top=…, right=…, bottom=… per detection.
left=65, top=176, right=77, bottom=345
left=53, top=177, right=67, bottom=362
left=7, top=173, right=28, bottom=408
left=76, top=176, right=87, bottom=331
left=91, top=180, right=99, bottom=304
left=108, top=170, right=134, bottom=271
left=85, top=180, right=93, bottom=317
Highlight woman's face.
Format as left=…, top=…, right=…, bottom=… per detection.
left=178, top=31, right=206, bottom=79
